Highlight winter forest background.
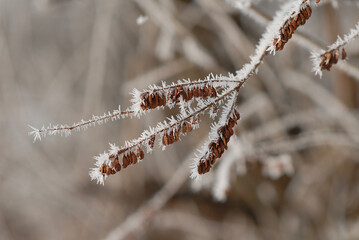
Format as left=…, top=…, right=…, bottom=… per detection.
left=1, top=0, right=359, bottom=239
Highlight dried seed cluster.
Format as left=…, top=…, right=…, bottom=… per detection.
left=148, top=135, right=156, bottom=149
left=100, top=146, right=145, bottom=176
left=98, top=116, right=201, bottom=177
left=273, top=4, right=312, bottom=51
left=162, top=129, right=180, bottom=146
left=162, top=118, right=197, bottom=146
left=140, top=85, right=217, bottom=110
left=197, top=110, right=240, bottom=175
left=167, top=85, right=217, bottom=103
left=319, top=48, right=347, bottom=71
left=140, top=91, right=167, bottom=110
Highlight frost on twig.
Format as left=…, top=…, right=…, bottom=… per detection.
left=190, top=92, right=240, bottom=180
left=29, top=75, right=239, bottom=143
left=188, top=0, right=317, bottom=180
left=90, top=112, right=201, bottom=184
left=267, top=0, right=314, bottom=54
left=130, top=75, right=237, bottom=112
left=28, top=106, right=135, bottom=142
left=311, top=22, right=359, bottom=77
left=87, top=0, right=319, bottom=184
left=30, top=0, right=321, bottom=185
left=90, top=84, right=240, bottom=184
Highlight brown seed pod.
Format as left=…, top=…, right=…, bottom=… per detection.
left=162, top=134, right=169, bottom=146
left=342, top=48, right=347, bottom=60
left=122, top=155, right=129, bottom=169
left=273, top=5, right=312, bottom=51
left=187, top=123, right=193, bottom=132
left=187, top=90, right=193, bottom=100
left=149, top=136, right=156, bottom=149
left=140, top=92, right=167, bottom=110
left=319, top=48, right=346, bottom=71
left=197, top=110, right=241, bottom=175
left=193, top=88, right=199, bottom=97
left=110, top=156, right=121, bottom=172
left=130, top=152, right=137, bottom=165
left=182, top=123, right=188, bottom=133
left=174, top=130, right=179, bottom=142
left=137, top=147, right=144, bottom=160
left=333, top=49, right=340, bottom=64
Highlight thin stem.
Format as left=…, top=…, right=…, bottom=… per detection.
left=29, top=108, right=136, bottom=141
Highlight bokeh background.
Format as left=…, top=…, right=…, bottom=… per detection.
left=1, top=0, right=359, bottom=239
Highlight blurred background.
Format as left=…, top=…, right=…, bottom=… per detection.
left=1, top=0, right=359, bottom=239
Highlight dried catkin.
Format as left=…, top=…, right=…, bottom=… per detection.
left=319, top=48, right=347, bottom=71
left=197, top=110, right=240, bottom=175
left=273, top=5, right=312, bottom=51
left=140, top=85, right=217, bottom=110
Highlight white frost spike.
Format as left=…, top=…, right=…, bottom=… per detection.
left=130, top=88, right=143, bottom=113
left=94, top=152, right=110, bottom=167
left=28, top=125, right=42, bottom=142
left=209, top=105, right=218, bottom=120
left=310, top=51, right=324, bottom=78
left=89, top=168, right=107, bottom=185
left=90, top=152, right=111, bottom=185
left=109, top=143, right=120, bottom=156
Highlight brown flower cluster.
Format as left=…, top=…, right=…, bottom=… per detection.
left=162, top=119, right=197, bottom=146
left=99, top=116, right=201, bottom=177
left=167, top=85, right=217, bottom=103
left=197, top=110, right=240, bottom=175
left=148, top=135, right=156, bottom=149
left=140, top=91, right=167, bottom=110
left=100, top=146, right=145, bottom=176
left=320, top=48, right=347, bottom=71
left=273, top=4, right=312, bottom=51
left=140, top=85, right=217, bottom=110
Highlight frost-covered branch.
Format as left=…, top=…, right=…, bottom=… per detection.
left=29, top=76, right=239, bottom=142
left=190, top=0, right=316, bottom=180
left=93, top=0, right=318, bottom=184
left=30, top=0, right=320, bottom=185
left=28, top=106, right=136, bottom=142
left=130, top=75, right=239, bottom=111
left=230, top=0, right=359, bottom=81
left=311, top=22, right=359, bottom=77
left=91, top=81, right=246, bottom=184
left=268, top=1, right=313, bottom=53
